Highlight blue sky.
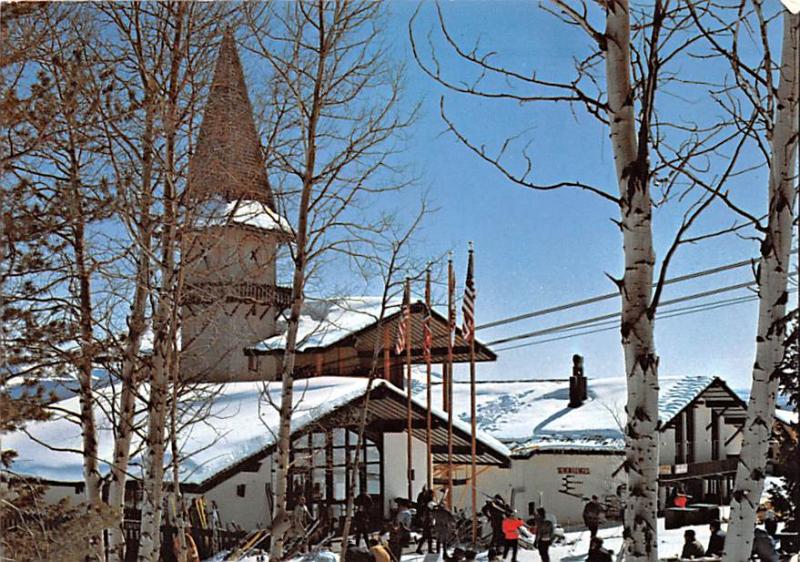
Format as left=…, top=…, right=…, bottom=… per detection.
left=233, top=1, right=796, bottom=391
left=347, top=1, right=797, bottom=390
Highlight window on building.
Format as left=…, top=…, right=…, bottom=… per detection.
left=675, top=414, right=685, bottom=464
left=711, top=410, right=720, bottom=461
left=237, top=484, right=246, bottom=497
left=248, top=354, right=259, bottom=372
left=686, top=408, right=695, bottom=464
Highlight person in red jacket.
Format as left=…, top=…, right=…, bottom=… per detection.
left=501, top=510, right=528, bottom=562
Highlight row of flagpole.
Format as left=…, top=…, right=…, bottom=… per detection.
left=394, top=243, right=478, bottom=544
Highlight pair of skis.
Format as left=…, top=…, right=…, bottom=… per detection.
left=225, top=528, right=270, bottom=561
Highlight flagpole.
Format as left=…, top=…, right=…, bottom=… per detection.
left=446, top=253, right=455, bottom=509
left=405, top=277, right=414, bottom=501
left=467, top=243, right=478, bottom=545
left=424, top=266, right=433, bottom=491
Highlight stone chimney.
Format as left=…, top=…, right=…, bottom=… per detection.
left=568, top=354, right=587, bottom=408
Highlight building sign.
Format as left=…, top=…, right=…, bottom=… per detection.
left=659, top=464, right=672, bottom=475
left=674, top=464, right=688, bottom=475
left=557, top=467, right=590, bottom=475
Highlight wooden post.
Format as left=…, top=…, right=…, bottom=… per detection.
left=446, top=254, right=455, bottom=509
left=383, top=326, right=391, bottom=382
left=425, top=267, right=433, bottom=491
left=405, top=278, right=413, bottom=501
left=470, top=334, right=477, bottom=544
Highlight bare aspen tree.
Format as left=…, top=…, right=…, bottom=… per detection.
left=410, top=3, right=756, bottom=558
left=93, top=4, right=230, bottom=560
left=244, top=2, right=417, bottom=557
left=2, top=0, right=113, bottom=518
left=338, top=205, right=430, bottom=548
left=683, top=3, right=799, bottom=558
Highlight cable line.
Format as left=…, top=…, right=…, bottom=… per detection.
left=486, top=271, right=797, bottom=347
left=476, top=254, right=778, bottom=332
left=494, top=288, right=797, bottom=352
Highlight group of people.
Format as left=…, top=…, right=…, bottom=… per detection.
left=481, top=495, right=557, bottom=562
left=680, top=518, right=787, bottom=562
left=679, top=520, right=726, bottom=559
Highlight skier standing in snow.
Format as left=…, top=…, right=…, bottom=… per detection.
left=582, top=495, right=604, bottom=539
left=706, top=519, right=726, bottom=557
left=416, top=500, right=435, bottom=554
left=482, top=495, right=508, bottom=548
left=432, top=503, right=455, bottom=559
left=680, top=529, right=705, bottom=559
left=534, top=507, right=554, bottom=562
left=501, top=510, right=527, bottom=562
left=291, top=495, right=313, bottom=553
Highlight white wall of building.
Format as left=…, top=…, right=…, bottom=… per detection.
left=472, top=452, right=626, bottom=526
left=200, top=452, right=275, bottom=531
left=382, top=433, right=429, bottom=515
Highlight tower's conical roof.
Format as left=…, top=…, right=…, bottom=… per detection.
left=188, top=31, right=275, bottom=209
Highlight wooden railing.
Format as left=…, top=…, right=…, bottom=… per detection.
left=121, top=520, right=248, bottom=562
left=659, top=457, right=737, bottom=481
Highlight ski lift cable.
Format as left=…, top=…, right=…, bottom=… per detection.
left=486, top=270, right=798, bottom=347
left=476, top=250, right=797, bottom=332
left=493, top=287, right=798, bottom=352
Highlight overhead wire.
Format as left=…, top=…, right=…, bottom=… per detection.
left=493, top=287, right=798, bottom=352
left=485, top=275, right=794, bottom=347
left=476, top=251, right=797, bottom=332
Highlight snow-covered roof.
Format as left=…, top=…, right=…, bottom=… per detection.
left=439, top=374, right=720, bottom=454
left=2, top=376, right=508, bottom=488
left=195, top=199, right=293, bottom=235
left=775, top=409, right=798, bottom=426
left=252, top=297, right=401, bottom=352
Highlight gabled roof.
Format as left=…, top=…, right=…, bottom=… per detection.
left=187, top=31, right=275, bottom=208
left=250, top=296, right=497, bottom=363
left=2, top=377, right=509, bottom=491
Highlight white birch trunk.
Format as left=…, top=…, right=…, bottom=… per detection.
left=722, top=12, right=799, bottom=561
left=270, top=8, right=327, bottom=556
left=107, top=253, right=149, bottom=561
left=107, top=105, right=155, bottom=562
left=605, top=2, right=660, bottom=560
left=137, top=10, right=185, bottom=559
left=136, top=328, right=172, bottom=562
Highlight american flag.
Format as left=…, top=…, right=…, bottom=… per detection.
left=395, top=280, right=411, bottom=355
left=423, top=269, right=432, bottom=363
left=462, top=247, right=476, bottom=344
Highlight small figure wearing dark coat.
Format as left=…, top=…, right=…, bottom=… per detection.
left=706, top=519, right=726, bottom=557
left=534, top=507, right=554, bottom=562
left=680, top=530, right=706, bottom=559
left=583, top=495, right=604, bottom=540
left=416, top=499, right=435, bottom=554
left=482, top=496, right=508, bottom=549
left=586, top=537, right=613, bottom=562
left=432, top=504, right=455, bottom=559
